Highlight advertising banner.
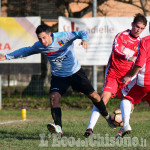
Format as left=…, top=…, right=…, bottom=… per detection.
left=59, top=16, right=150, bottom=65
left=0, top=17, right=41, bottom=64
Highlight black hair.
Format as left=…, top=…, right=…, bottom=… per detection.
left=133, top=13, right=147, bottom=26
left=35, top=24, right=51, bottom=35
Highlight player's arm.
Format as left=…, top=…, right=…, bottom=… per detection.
left=122, top=65, right=141, bottom=84
left=79, top=40, right=89, bottom=49
left=64, top=30, right=89, bottom=49
left=127, top=56, right=137, bottom=62
left=75, top=31, right=89, bottom=49
left=5, top=42, right=40, bottom=60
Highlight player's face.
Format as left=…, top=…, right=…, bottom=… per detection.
left=37, top=32, right=52, bottom=47
left=131, top=22, right=145, bottom=37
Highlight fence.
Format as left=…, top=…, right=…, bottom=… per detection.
left=1, top=65, right=105, bottom=97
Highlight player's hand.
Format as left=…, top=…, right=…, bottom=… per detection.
left=128, top=56, right=137, bottom=62
left=79, top=40, right=89, bottom=50
left=122, top=76, right=131, bottom=84
left=0, top=55, right=6, bottom=61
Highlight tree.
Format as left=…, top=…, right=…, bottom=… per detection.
left=115, top=0, right=149, bottom=16
left=140, top=0, right=148, bottom=16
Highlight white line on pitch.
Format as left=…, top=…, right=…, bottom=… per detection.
left=0, top=120, right=28, bottom=125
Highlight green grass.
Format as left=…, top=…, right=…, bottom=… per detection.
left=2, top=93, right=149, bottom=111
left=2, top=94, right=92, bottom=109
left=0, top=109, right=149, bottom=150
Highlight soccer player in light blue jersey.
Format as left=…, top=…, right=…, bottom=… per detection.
left=0, top=24, right=115, bottom=136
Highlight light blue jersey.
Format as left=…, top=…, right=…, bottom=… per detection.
left=6, top=31, right=89, bottom=77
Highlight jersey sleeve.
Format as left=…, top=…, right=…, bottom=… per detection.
left=135, top=39, right=146, bottom=67
left=73, top=30, right=89, bottom=41
left=113, top=32, right=129, bottom=60
left=64, top=30, right=89, bottom=42
left=5, top=42, right=40, bottom=60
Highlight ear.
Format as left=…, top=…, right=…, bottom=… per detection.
left=131, top=22, right=134, bottom=27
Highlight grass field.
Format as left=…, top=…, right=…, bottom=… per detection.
left=0, top=109, right=149, bottom=150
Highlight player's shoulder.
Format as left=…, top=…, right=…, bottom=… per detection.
left=31, top=41, right=45, bottom=51
left=141, top=35, right=150, bottom=42
left=115, top=29, right=129, bottom=38
left=33, top=41, right=44, bottom=47
left=121, top=29, right=130, bottom=35
left=140, top=35, right=150, bottom=49
left=53, top=31, right=69, bottom=38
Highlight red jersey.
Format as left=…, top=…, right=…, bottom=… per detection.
left=135, top=35, right=150, bottom=86
left=106, top=29, right=140, bottom=80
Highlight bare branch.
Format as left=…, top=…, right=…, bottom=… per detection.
left=140, top=0, right=147, bottom=16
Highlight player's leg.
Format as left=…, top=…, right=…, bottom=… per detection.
left=118, top=79, right=135, bottom=113
left=71, top=68, right=115, bottom=130
left=131, top=103, right=134, bottom=113
left=84, top=91, right=112, bottom=136
left=87, top=77, right=117, bottom=131
left=87, top=106, right=100, bottom=129
left=94, top=78, right=119, bottom=129
left=84, top=105, right=100, bottom=136
left=47, top=75, right=69, bottom=136
left=50, top=91, right=62, bottom=127
left=48, top=91, right=63, bottom=136
left=71, top=68, right=108, bottom=117
left=120, top=99, right=132, bottom=128
left=115, top=98, right=132, bottom=138
left=116, top=79, right=148, bottom=138
left=115, top=81, right=136, bottom=138
left=88, top=91, right=116, bottom=129
left=101, top=91, right=112, bottom=104
left=84, top=77, right=118, bottom=136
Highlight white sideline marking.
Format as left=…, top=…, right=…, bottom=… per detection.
left=0, top=120, right=27, bottom=125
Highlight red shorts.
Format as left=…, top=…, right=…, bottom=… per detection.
left=141, top=93, right=150, bottom=104
left=102, top=76, right=125, bottom=98
left=122, top=78, right=150, bottom=104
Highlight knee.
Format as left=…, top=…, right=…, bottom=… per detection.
left=101, top=92, right=111, bottom=105
left=131, top=103, right=134, bottom=111
left=101, top=96, right=109, bottom=105
left=50, top=92, right=61, bottom=108
left=88, top=91, right=100, bottom=103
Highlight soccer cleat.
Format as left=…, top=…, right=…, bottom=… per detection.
left=47, top=123, right=63, bottom=137
left=105, top=114, right=116, bottom=129
left=84, top=128, right=93, bottom=137
left=115, top=124, right=132, bottom=138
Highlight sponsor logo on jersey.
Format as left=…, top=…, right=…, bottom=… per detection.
left=133, top=46, right=138, bottom=51
left=58, top=40, right=64, bottom=46
left=55, top=55, right=67, bottom=62
left=105, top=86, right=112, bottom=89
left=46, top=50, right=64, bottom=56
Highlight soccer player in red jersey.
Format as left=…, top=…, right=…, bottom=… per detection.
left=84, top=13, right=147, bottom=137
left=116, top=35, right=150, bottom=138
